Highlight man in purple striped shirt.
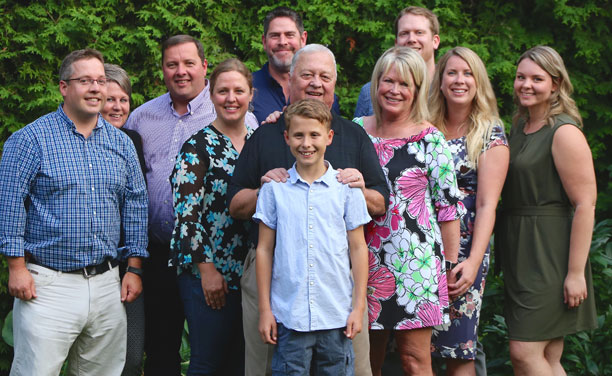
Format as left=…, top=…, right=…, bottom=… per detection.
left=124, top=34, right=258, bottom=375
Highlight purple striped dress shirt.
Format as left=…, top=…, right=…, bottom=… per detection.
left=125, top=83, right=258, bottom=244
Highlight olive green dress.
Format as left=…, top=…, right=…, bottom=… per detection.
left=497, top=113, right=597, bottom=341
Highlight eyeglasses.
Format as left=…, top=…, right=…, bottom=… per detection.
left=64, top=77, right=108, bottom=86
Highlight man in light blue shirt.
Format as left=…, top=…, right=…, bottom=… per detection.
left=0, top=48, right=148, bottom=376
left=254, top=99, right=370, bottom=375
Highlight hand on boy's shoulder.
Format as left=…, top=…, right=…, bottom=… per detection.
left=261, top=109, right=285, bottom=126
left=261, top=168, right=289, bottom=185
left=336, top=168, right=365, bottom=191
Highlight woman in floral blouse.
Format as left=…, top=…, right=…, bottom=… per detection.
left=170, top=58, right=254, bottom=375
left=354, top=47, right=463, bottom=375
left=429, top=47, right=509, bottom=375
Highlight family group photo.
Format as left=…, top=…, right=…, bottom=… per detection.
left=0, top=0, right=610, bottom=375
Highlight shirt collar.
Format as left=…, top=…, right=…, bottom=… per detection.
left=262, top=62, right=283, bottom=88
left=288, top=161, right=335, bottom=186
left=167, top=80, right=211, bottom=117
left=57, top=104, right=105, bottom=132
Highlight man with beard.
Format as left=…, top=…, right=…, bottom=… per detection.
left=354, top=6, right=440, bottom=117
left=252, top=6, right=341, bottom=124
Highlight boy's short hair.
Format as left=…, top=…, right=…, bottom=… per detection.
left=284, top=99, right=332, bottom=131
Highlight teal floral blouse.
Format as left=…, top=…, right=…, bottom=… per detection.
left=169, top=124, right=253, bottom=290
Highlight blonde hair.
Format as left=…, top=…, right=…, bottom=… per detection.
left=513, top=45, right=582, bottom=128
left=284, top=99, right=332, bottom=131
left=370, top=47, right=429, bottom=126
left=429, top=47, right=501, bottom=168
left=394, top=6, right=439, bottom=36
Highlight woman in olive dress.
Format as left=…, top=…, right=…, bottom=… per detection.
left=497, top=45, right=597, bottom=375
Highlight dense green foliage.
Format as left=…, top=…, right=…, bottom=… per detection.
left=0, top=0, right=610, bottom=373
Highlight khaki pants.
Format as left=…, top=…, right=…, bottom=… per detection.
left=241, top=247, right=372, bottom=376
left=11, top=263, right=126, bottom=376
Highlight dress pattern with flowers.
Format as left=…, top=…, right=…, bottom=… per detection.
left=169, top=124, right=252, bottom=290
left=354, top=118, right=464, bottom=330
left=431, top=123, right=507, bottom=359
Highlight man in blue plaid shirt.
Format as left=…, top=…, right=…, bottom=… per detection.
left=0, top=49, right=148, bottom=375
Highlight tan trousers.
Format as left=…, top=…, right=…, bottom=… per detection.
left=11, top=263, right=126, bottom=376
left=241, top=247, right=372, bottom=376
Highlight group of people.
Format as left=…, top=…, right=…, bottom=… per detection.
left=0, top=4, right=598, bottom=376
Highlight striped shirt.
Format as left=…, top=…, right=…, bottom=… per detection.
left=125, top=83, right=259, bottom=244
left=0, top=105, right=149, bottom=271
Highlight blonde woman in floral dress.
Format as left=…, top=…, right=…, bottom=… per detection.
left=428, top=47, right=509, bottom=375
left=354, top=46, right=463, bottom=376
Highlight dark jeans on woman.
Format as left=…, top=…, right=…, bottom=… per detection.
left=178, top=271, right=245, bottom=376
left=143, top=240, right=184, bottom=376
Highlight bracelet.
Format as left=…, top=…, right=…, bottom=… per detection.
left=126, top=265, right=144, bottom=278
left=445, top=260, right=458, bottom=271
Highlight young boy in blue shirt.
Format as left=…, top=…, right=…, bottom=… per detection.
left=254, top=99, right=370, bottom=375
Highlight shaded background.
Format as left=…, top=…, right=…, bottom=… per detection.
left=0, top=0, right=611, bottom=373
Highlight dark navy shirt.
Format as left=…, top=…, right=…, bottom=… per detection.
left=251, top=62, right=342, bottom=124
left=228, top=113, right=390, bottom=245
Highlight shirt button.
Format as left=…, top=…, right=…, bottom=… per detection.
left=91, top=186, right=95, bottom=191
left=310, top=300, right=314, bottom=305
left=309, top=225, right=313, bottom=229
left=89, top=163, right=92, bottom=168
left=310, top=281, right=314, bottom=286
left=309, top=206, right=313, bottom=210
left=93, top=211, right=96, bottom=215
left=174, top=139, right=178, bottom=142
left=93, top=234, right=97, bottom=239
left=309, top=244, right=313, bottom=248
left=164, top=200, right=168, bottom=204
left=309, top=264, right=313, bottom=268
left=178, top=120, right=182, bottom=123
left=165, top=221, right=169, bottom=224
left=166, top=178, right=170, bottom=182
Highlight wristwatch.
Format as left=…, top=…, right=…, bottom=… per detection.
left=126, top=266, right=144, bottom=278
left=445, top=260, right=458, bottom=271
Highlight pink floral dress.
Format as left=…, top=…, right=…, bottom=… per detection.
left=354, top=118, right=464, bottom=330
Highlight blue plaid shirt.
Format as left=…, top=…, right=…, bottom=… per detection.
left=0, top=105, right=148, bottom=271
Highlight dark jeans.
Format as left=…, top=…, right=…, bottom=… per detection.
left=273, top=324, right=354, bottom=376
left=143, top=240, right=184, bottom=376
left=178, top=272, right=245, bottom=376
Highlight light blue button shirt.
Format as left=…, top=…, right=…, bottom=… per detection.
left=253, top=163, right=371, bottom=332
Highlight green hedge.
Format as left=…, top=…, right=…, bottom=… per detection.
left=1, top=0, right=611, bottom=372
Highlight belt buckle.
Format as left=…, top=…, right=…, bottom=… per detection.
left=82, top=266, right=95, bottom=279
